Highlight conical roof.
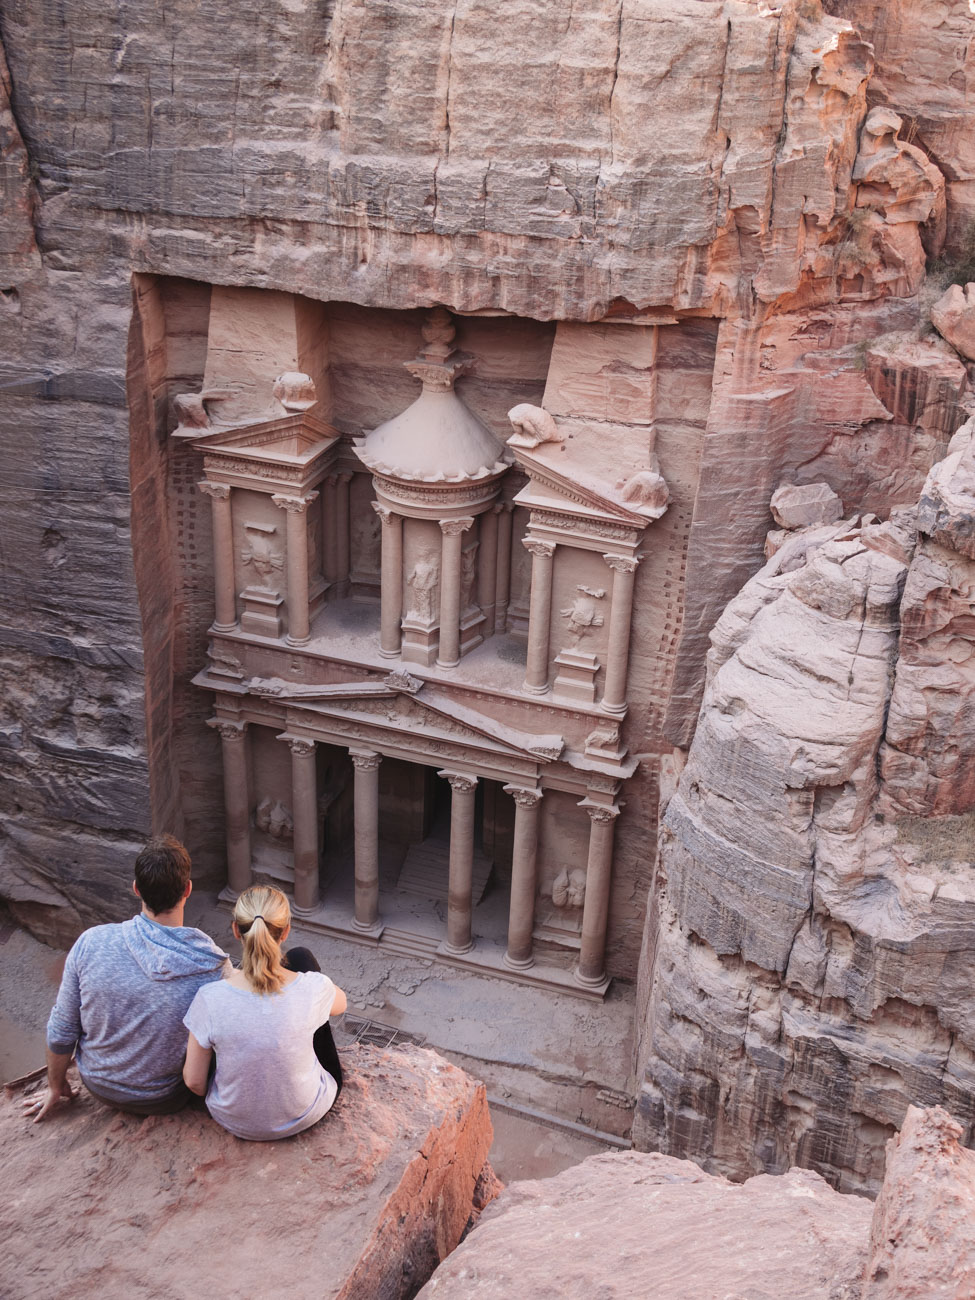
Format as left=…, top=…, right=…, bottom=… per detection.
left=360, top=384, right=506, bottom=482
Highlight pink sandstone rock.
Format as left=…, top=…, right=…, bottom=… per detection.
left=0, top=1045, right=497, bottom=1300
left=931, top=283, right=975, bottom=365
left=419, top=1150, right=872, bottom=1299
left=863, top=1105, right=975, bottom=1300
left=635, top=427, right=975, bottom=1192
left=770, top=481, right=844, bottom=529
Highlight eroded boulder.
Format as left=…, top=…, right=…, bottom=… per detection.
left=0, top=1044, right=497, bottom=1300
left=931, top=282, right=975, bottom=364
left=419, top=1150, right=872, bottom=1299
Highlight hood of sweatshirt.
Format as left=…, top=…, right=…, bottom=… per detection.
left=121, top=912, right=229, bottom=982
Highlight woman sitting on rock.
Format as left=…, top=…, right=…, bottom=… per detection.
left=183, top=885, right=346, bottom=1140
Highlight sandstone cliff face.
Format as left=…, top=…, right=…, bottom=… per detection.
left=421, top=1105, right=975, bottom=1300
left=1, top=1045, right=497, bottom=1300
left=635, top=423, right=975, bottom=1193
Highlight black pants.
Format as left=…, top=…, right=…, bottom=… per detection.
left=283, top=946, right=343, bottom=1095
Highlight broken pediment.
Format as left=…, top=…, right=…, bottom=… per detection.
left=239, top=673, right=563, bottom=763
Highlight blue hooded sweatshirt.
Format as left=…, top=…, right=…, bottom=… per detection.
left=47, top=913, right=230, bottom=1103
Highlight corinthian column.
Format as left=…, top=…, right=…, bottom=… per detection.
left=208, top=718, right=251, bottom=896
left=439, top=771, right=478, bottom=954
left=198, top=482, right=237, bottom=632
left=272, top=492, right=319, bottom=647
left=437, top=518, right=473, bottom=668
left=523, top=537, right=556, bottom=693
left=373, top=503, right=403, bottom=658
left=576, top=800, right=621, bottom=987
left=350, top=749, right=382, bottom=932
left=287, top=737, right=320, bottom=914
left=601, top=553, right=642, bottom=714
left=502, top=784, right=542, bottom=969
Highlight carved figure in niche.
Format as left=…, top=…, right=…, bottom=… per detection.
left=407, top=557, right=440, bottom=622
left=560, top=584, right=606, bottom=645
left=507, top=403, right=564, bottom=449
left=351, top=505, right=381, bottom=579
left=552, top=868, right=586, bottom=909
left=241, top=525, right=283, bottom=587
left=255, top=797, right=294, bottom=841
left=460, top=542, right=479, bottom=613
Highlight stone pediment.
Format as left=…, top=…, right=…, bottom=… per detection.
left=511, top=445, right=668, bottom=527
left=243, top=673, right=563, bottom=763
left=190, top=412, right=339, bottom=465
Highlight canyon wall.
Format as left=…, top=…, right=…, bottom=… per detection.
left=635, top=421, right=975, bottom=1193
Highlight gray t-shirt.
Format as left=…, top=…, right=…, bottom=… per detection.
left=184, top=971, right=338, bottom=1141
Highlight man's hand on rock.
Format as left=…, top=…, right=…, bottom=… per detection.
left=22, top=1079, right=77, bottom=1123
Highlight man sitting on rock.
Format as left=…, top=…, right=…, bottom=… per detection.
left=25, top=834, right=230, bottom=1121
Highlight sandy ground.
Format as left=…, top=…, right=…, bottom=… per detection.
left=0, top=899, right=619, bottom=1182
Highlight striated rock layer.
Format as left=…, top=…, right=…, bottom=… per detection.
left=635, top=422, right=975, bottom=1193
left=0, top=1044, right=497, bottom=1300
left=421, top=1104, right=975, bottom=1299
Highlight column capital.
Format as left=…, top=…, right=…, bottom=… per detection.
left=503, top=783, right=543, bottom=808
left=350, top=749, right=382, bottom=771
left=603, top=552, right=642, bottom=574
left=272, top=491, right=319, bottom=514
left=523, top=537, right=556, bottom=558
left=439, top=770, right=478, bottom=794
left=198, top=481, right=231, bottom=501
left=208, top=717, right=247, bottom=742
left=372, top=501, right=398, bottom=527
left=579, top=798, right=621, bottom=823
left=440, top=516, right=475, bottom=537
left=286, top=736, right=316, bottom=757
left=327, top=470, right=354, bottom=488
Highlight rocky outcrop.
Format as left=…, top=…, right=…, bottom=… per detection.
left=420, top=1152, right=872, bottom=1300
left=636, top=421, right=975, bottom=1193
left=931, top=282, right=975, bottom=365
left=865, top=1106, right=975, bottom=1299
left=0, top=1045, right=497, bottom=1300
left=422, top=1104, right=974, bottom=1299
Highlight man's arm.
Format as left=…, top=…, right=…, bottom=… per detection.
left=22, top=942, right=83, bottom=1123
left=22, top=1046, right=77, bottom=1123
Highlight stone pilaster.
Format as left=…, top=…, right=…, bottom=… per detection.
left=576, top=800, right=621, bottom=987
left=523, top=537, right=556, bottom=693
left=272, top=491, right=319, bottom=647
left=198, top=482, right=237, bottom=632
left=350, top=749, right=383, bottom=933
left=437, top=518, right=474, bottom=668
left=440, top=770, right=478, bottom=953
left=373, top=503, right=403, bottom=658
left=208, top=718, right=251, bottom=896
left=502, top=784, right=542, bottom=969
left=601, top=552, right=642, bottom=714
left=494, top=502, right=514, bottom=635
left=477, top=507, right=499, bottom=633
left=288, top=736, right=320, bottom=913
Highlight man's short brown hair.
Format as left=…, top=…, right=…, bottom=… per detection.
left=134, top=835, right=192, bottom=915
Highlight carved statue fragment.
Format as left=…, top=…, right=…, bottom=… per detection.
left=241, top=524, right=283, bottom=586
left=407, top=557, right=440, bottom=622
left=255, top=796, right=294, bottom=841
left=552, top=867, right=587, bottom=909
left=506, top=403, right=564, bottom=449
left=560, top=584, right=606, bottom=644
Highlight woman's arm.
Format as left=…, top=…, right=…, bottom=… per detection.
left=330, top=984, right=347, bottom=1017
left=183, top=1032, right=213, bottom=1096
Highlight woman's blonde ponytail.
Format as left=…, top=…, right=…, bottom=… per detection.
left=233, top=885, right=291, bottom=994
